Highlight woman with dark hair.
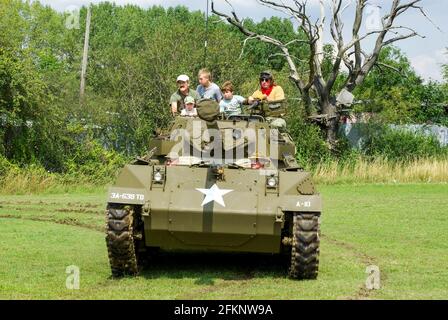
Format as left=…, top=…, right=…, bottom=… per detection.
left=248, top=71, right=285, bottom=104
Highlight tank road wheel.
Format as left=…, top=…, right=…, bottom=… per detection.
left=105, top=204, right=144, bottom=277
left=288, top=212, right=321, bottom=280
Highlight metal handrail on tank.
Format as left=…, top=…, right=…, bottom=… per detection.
left=226, top=114, right=265, bottom=122
left=244, top=98, right=287, bottom=118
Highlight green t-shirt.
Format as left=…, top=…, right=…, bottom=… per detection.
left=170, top=89, right=201, bottom=112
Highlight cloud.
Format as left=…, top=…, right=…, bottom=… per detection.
left=411, top=49, right=447, bottom=82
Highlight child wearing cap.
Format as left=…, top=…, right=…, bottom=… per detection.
left=219, top=81, right=246, bottom=117
left=180, top=96, right=198, bottom=117
left=170, top=74, right=201, bottom=115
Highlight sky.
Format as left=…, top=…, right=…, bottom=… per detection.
left=35, top=0, right=448, bottom=82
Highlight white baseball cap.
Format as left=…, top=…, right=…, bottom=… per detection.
left=177, top=74, right=189, bottom=82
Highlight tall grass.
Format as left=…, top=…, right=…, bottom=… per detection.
left=0, top=167, right=112, bottom=195
left=1, top=157, right=447, bottom=194
left=313, top=157, right=448, bottom=184
left=0, top=145, right=126, bottom=194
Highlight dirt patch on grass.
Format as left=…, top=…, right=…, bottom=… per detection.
left=0, top=206, right=49, bottom=212
left=177, top=270, right=255, bottom=300
left=321, top=234, right=377, bottom=266
left=322, top=234, right=384, bottom=300
left=0, top=203, right=102, bottom=215
left=0, top=201, right=33, bottom=205
left=169, top=254, right=274, bottom=300
left=0, top=214, right=104, bottom=233
left=56, top=208, right=102, bottom=214
left=65, top=202, right=102, bottom=209
left=0, top=200, right=101, bottom=208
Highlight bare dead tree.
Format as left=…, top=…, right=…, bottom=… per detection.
left=212, top=0, right=427, bottom=148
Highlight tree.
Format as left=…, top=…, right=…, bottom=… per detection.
left=353, top=46, right=421, bottom=122
left=212, top=0, right=428, bottom=148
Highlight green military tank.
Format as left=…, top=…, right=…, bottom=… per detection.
left=105, top=99, right=322, bottom=280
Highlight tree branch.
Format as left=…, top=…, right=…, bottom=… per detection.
left=345, top=0, right=425, bottom=92
left=211, top=0, right=307, bottom=91
left=374, top=61, right=407, bottom=77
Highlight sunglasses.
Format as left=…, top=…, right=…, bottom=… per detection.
left=260, top=78, right=271, bottom=83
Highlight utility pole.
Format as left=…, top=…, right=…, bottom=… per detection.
left=204, top=0, right=209, bottom=67
left=80, top=5, right=91, bottom=103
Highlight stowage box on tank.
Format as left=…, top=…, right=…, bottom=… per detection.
left=105, top=101, right=322, bottom=280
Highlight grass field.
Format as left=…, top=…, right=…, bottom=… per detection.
left=0, top=183, right=447, bottom=300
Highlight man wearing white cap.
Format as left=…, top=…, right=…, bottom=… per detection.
left=170, top=74, right=200, bottom=116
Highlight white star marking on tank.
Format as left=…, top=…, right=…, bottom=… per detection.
left=196, top=184, right=233, bottom=207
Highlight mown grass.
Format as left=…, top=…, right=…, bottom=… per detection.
left=0, top=183, right=447, bottom=299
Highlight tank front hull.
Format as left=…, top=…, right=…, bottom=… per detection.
left=108, top=165, right=322, bottom=254
left=144, top=229, right=281, bottom=253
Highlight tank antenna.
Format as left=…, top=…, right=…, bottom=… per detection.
left=204, top=0, right=209, bottom=67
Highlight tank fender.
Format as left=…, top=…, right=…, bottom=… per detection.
left=107, top=187, right=147, bottom=205
left=107, top=165, right=152, bottom=205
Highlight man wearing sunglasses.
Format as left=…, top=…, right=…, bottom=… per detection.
left=247, top=71, right=285, bottom=104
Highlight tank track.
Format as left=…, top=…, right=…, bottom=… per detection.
left=288, top=212, right=320, bottom=280
left=105, top=205, right=141, bottom=277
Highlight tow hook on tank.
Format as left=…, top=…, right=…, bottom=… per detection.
left=212, top=165, right=225, bottom=181
left=275, top=208, right=284, bottom=223
left=142, top=201, right=151, bottom=216
left=134, top=233, right=143, bottom=240
left=282, top=237, right=293, bottom=246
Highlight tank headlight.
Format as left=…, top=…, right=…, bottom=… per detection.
left=233, top=129, right=242, bottom=140
left=154, top=171, right=163, bottom=182
left=267, top=176, right=278, bottom=188
left=152, top=167, right=165, bottom=186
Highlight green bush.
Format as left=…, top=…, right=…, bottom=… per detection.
left=1, top=139, right=127, bottom=190
left=287, top=106, right=360, bottom=169
left=287, top=112, right=331, bottom=168
left=360, top=123, right=448, bottom=162
left=0, top=155, right=17, bottom=175
left=64, top=140, right=128, bottom=184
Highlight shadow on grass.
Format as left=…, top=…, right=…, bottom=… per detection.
left=138, top=251, right=287, bottom=285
